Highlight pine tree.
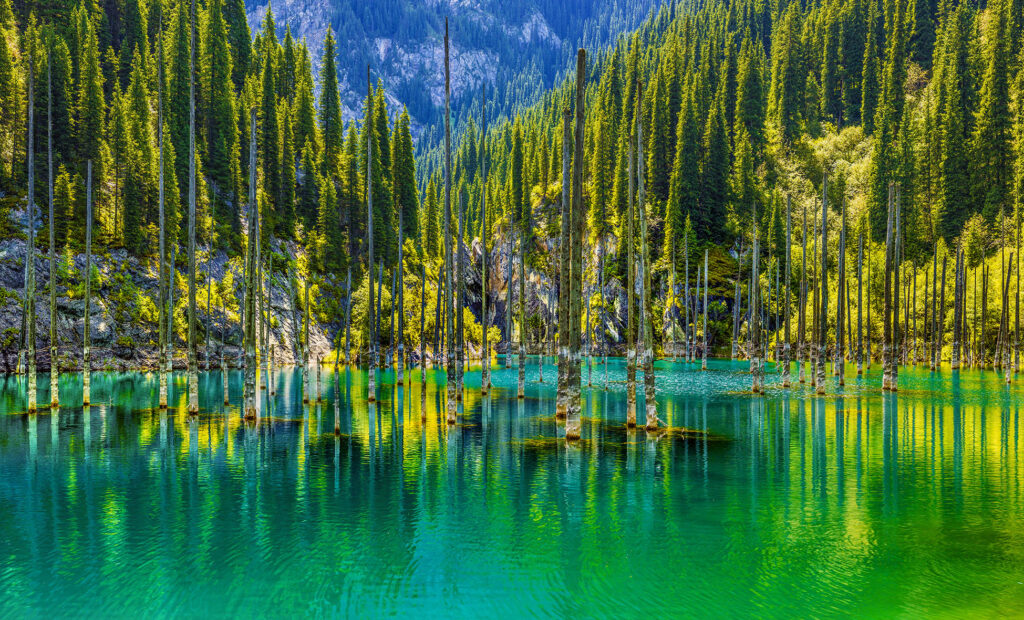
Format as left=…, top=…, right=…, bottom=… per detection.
left=972, top=0, right=1013, bottom=223
left=261, top=38, right=281, bottom=236
left=392, top=107, right=418, bottom=240
left=202, top=0, right=236, bottom=244
left=423, top=176, right=440, bottom=258
left=768, top=4, right=803, bottom=143
left=319, top=29, right=343, bottom=175
left=699, top=86, right=730, bottom=241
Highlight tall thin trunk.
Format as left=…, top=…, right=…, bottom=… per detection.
left=751, top=218, right=761, bottom=393
left=505, top=210, right=514, bottom=370
left=344, top=266, right=352, bottom=364
left=931, top=246, right=938, bottom=370
left=388, top=267, right=396, bottom=367
left=857, top=230, right=864, bottom=374
left=565, top=49, right=586, bottom=440
left=25, top=53, right=35, bottom=412
left=815, top=173, right=828, bottom=394
left=47, top=53, right=58, bottom=408
left=939, top=254, right=948, bottom=371
left=302, top=277, right=310, bottom=403
left=799, top=205, right=807, bottom=383
left=702, top=249, right=709, bottom=371
left=457, top=194, right=465, bottom=399
left=893, top=185, right=901, bottom=389
left=557, top=108, right=572, bottom=419
left=242, top=110, right=258, bottom=420
left=187, top=0, right=199, bottom=414
left=836, top=196, right=846, bottom=385
left=157, top=20, right=167, bottom=407
left=783, top=196, right=792, bottom=386
left=480, top=85, right=490, bottom=394
left=397, top=209, right=405, bottom=386
left=624, top=110, right=636, bottom=427
left=83, top=162, right=93, bottom=406
left=912, top=266, right=917, bottom=363
left=950, top=248, right=958, bottom=373
left=367, top=66, right=377, bottom=403
left=442, top=23, right=455, bottom=421
left=635, top=79, right=657, bottom=431
left=168, top=245, right=176, bottom=373
left=883, top=184, right=894, bottom=390
left=1001, top=254, right=1013, bottom=382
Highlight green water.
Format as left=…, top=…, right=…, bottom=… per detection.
left=1, top=358, right=1023, bottom=617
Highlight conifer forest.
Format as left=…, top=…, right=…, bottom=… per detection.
left=2, top=0, right=1024, bottom=615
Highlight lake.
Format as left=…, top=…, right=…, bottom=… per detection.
left=1, top=358, right=1022, bottom=617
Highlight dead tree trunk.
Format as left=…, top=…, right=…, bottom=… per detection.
left=187, top=0, right=199, bottom=415
left=557, top=109, right=572, bottom=418
left=480, top=86, right=490, bottom=395
left=442, top=23, right=455, bottom=421
left=815, top=174, right=828, bottom=394
left=47, top=54, right=58, bottom=408
left=83, top=162, right=93, bottom=406
left=242, top=110, right=258, bottom=420
left=565, top=49, right=586, bottom=441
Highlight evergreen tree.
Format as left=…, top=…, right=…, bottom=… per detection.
left=972, top=0, right=1013, bottom=222
left=392, top=107, right=418, bottom=240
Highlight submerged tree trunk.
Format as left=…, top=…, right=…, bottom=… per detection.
left=457, top=195, right=465, bottom=400
left=302, top=277, right=310, bottom=403
left=702, top=249, right=708, bottom=371
left=443, top=23, right=455, bottom=422
left=25, top=55, right=35, bottom=412
left=893, top=185, right=901, bottom=390
left=565, top=49, right=586, bottom=441
left=157, top=31, right=167, bottom=407
left=782, top=196, right=792, bottom=387
left=624, top=115, right=637, bottom=427
left=751, top=220, right=762, bottom=393
left=798, top=205, right=808, bottom=384
left=47, top=55, right=58, bottom=408
left=367, top=66, right=377, bottom=403
left=518, top=194, right=526, bottom=399
left=480, top=86, right=490, bottom=395
left=187, top=0, right=199, bottom=415
left=242, top=111, right=258, bottom=420
left=83, top=162, right=93, bottom=406
left=939, top=255, right=948, bottom=372
left=857, top=230, right=864, bottom=375
left=815, top=174, right=828, bottom=395
left=836, top=197, right=846, bottom=385
left=397, top=209, right=405, bottom=386
left=557, top=108, right=572, bottom=419
left=952, top=248, right=963, bottom=370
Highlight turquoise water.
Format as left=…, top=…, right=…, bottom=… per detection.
left=1, top=358, right=1023, bottom=617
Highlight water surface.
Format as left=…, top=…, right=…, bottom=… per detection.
left=1, top=359, right=1022, bottom=617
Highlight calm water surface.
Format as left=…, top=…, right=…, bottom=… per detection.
left=1, top=359, right=1023, bottom=617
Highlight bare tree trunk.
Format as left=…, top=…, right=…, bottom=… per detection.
left=1001, top=254, right=1013, bottom=383
left=557, top=108, right=572, bottom=420
left=702, top=249, right=709, bottom=371
left=836, top=197, right=846, bottom=385
left=302, top=277, right=310, bottom=403
left=815, top=173, right=828, bottom=395
left=157, top=26, right=167, bottom=406
left=242, top=110, right=258, bottom=420
left=344, top=266, right=352, bottom=364
left=457, top=195, right=465, bottom=394
left=893, top=185, right=901, bottom=390
left=480, top=86, right=490, bottom=394
left=565, top=49, right=586, bottom=441
left=952, top=248, right=962, bottom=370
left=799, top=205, right=807, bottom=384
left=187, top=0, right=199, bottom=414
left=367, top=66, right=377, bottom=403
left=939, top=254, right=947, bottom=372
left=47, top=54, right=58, bottom=408
left=168, top=245, right=176, bottom=373
left=518, top=192, right=525, bottom=399
left=397, top=209, right=405, bottom=386
left=751, top=217, right=761, bottom=393
left=443, top=23, right=455, bottom=421
left=783, top=196, right=792, bottom=386
left=83, top=162, right=93, bottom=406
left=25, top=54, right=35, bottom=412
left=624, top=114, right=636, bottom=427
left=883, top=184, right=893, bottom=390
left=857, top=230, right=863, bottom=375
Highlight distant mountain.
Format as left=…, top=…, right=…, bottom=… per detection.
left=246, top=0, right=659, bottom=132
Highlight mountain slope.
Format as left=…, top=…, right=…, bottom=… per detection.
left=246, top=0, right=659, bottom=129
